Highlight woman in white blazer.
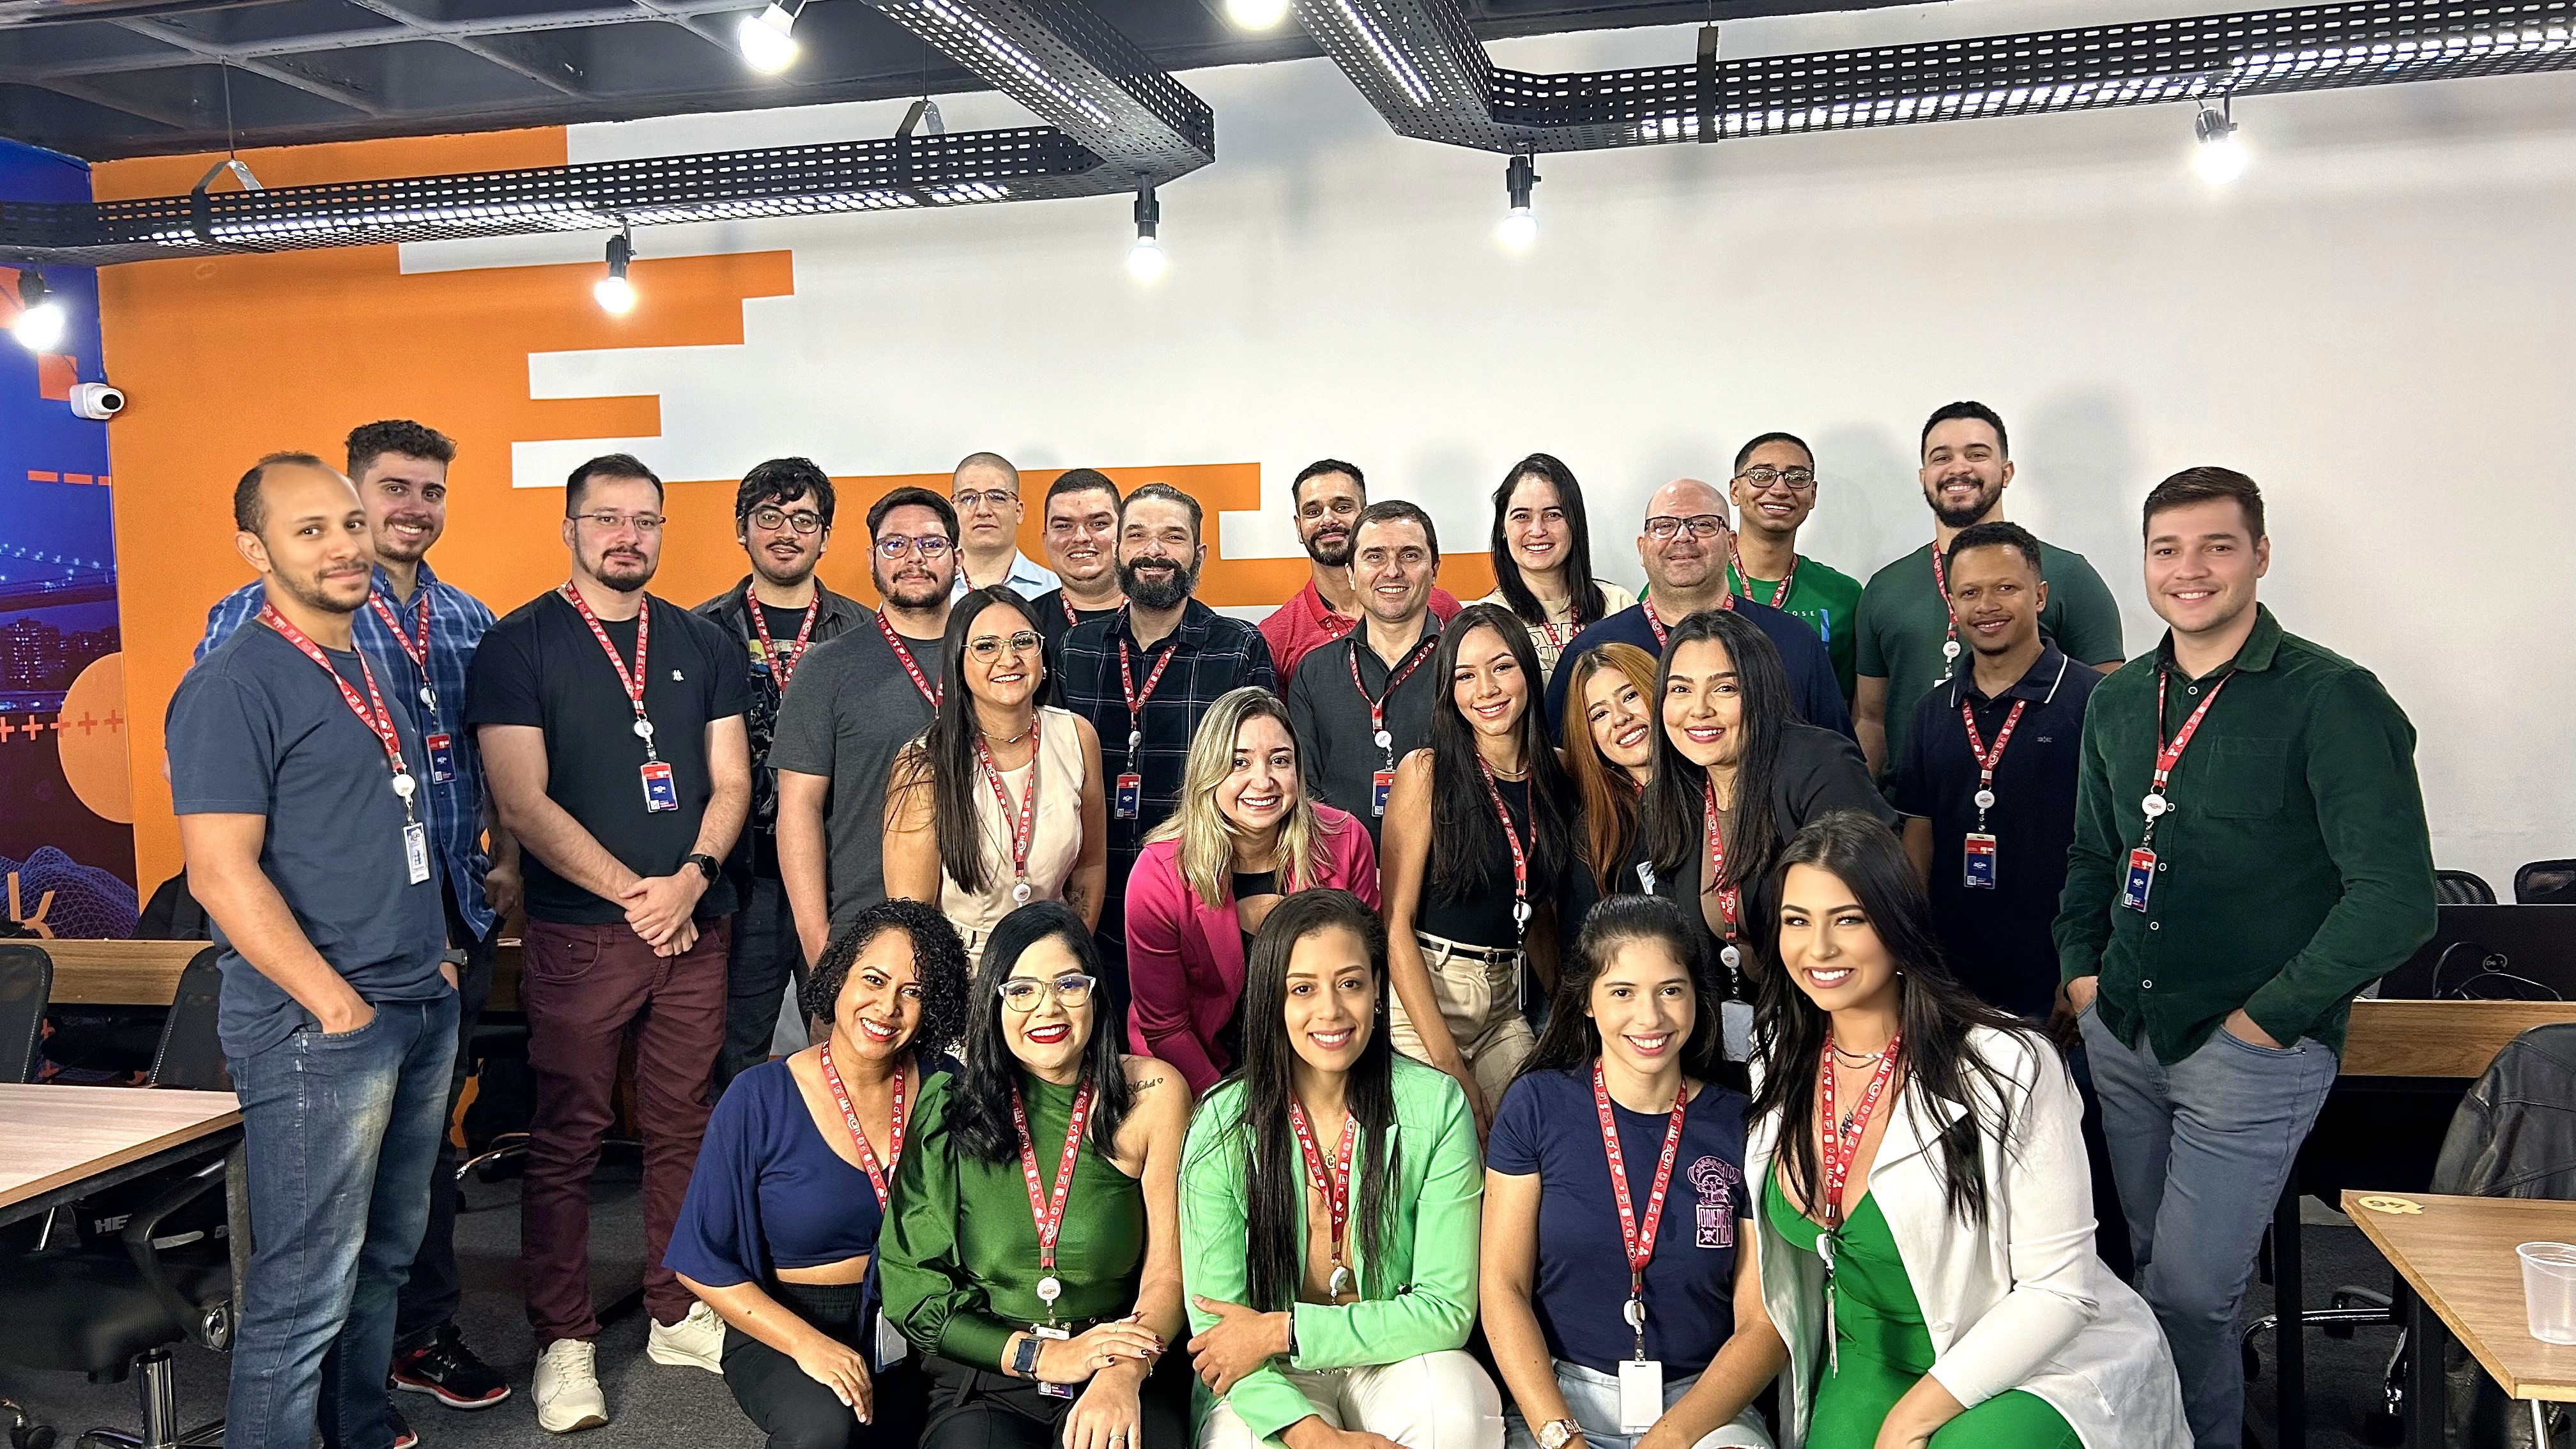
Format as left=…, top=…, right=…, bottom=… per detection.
left=1742, top=812, right=2187, bottom=1449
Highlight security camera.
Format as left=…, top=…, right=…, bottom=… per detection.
left=68, top=382, right=125, bottom=420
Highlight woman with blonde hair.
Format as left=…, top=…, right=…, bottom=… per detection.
left=1125, top=687, right=1379, bottom=1096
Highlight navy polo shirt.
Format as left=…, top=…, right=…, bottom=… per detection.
left=1893, top=645, right=2099, bottom=1020
left=1542, top=597, right=1853, bottom=747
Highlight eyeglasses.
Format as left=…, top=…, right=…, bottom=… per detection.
left=750, top=506, right=825, bottom=534
left=1734, top=467, right=1817, bottom=493
left=953, top=489, right=1018, bottom=512
left=969, top=631, right=1043, bottom=659
left=1643, top=514, right=1727, bottom=540
left=999, top=973, right=1097, bottom=1011
left=576, top=510, right=664, bottom=533
left=877, top=534, right=954, bottom=560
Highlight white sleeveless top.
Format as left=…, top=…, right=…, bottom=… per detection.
left=940, top=705, right=1086, bottom=957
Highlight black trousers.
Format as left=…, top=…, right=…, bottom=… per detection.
left=919, top=1343, right=1192, bottom=1449
left=394, top=886, right=496, bottom=1351
left=719, top=874, right=810, bottom=1098
left=722, top=1280, right=928, bottom=1449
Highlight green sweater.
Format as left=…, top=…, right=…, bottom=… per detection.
left=2054, top=606, right=2436, bottom=1062
left=1179, top=1056, right=1483, bottom=1446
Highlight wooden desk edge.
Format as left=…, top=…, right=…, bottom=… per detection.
left=2341, top=1190, right=2576, bottom=1403
left=0, top=1106, right=246, bottom=1213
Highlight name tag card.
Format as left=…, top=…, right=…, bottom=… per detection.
left=1371, top=769, right=1395, bottom=816
left=403, top=822, right=432, bottom=885
left=1963, top=832, right=1998, bottom=889
left=2122, top=847, right=2157, bottom=911
left=1618, top=1358, right=1664, bottom=1434
left=1114, top=772, right=1142, bottom=820
left=425, top=732, right=458, bottom=785
left=640, top=760, right=680, bottom=813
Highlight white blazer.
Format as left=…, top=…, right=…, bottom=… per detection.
left=1746, top=1025, right=2189, bottom=1449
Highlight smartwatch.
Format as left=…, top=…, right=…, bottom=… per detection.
left=1538, top=1420, right=1583, bottom=1449
left=684, top=852, right=720, bottom=884
left=1011, top=1331, right=1046, bottom=1381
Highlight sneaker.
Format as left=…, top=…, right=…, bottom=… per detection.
left=532, top=1338, right=608, bottom=1434
left=393, top=1324, right=512, bottom=1409
left=644, top=1300, right=725, bottom=1376
left=388, top=1397, right=419, bottom=1449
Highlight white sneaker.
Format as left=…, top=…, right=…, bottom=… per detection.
left=645, top=1300, right=725, bottom=1376
left=532, top=1338, right=608, bottom=1434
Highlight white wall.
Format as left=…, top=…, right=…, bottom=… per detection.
left=408, top=7, right=2576, bottom=888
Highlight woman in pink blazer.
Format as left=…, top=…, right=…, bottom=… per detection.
left=1125, top=687, right=1381, bottom=1096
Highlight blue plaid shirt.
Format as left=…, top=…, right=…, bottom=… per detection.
left=197, top=559, right=500, bottom=938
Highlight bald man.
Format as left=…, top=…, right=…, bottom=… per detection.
left=1542, top=478, right=1851, bottom=741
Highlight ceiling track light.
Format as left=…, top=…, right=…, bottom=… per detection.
left=10, top=267, right=67, bottom=353
left=1128, top=182, right=1167, bottom=281
left=737, top=0, right=803, bottom=74
left=1225, top=0, right=1291, bottom=29
left=1496, top=153, right=1538, bottom=251
left=2193, top=96, right=2246, bottom=183
left=595, top=226, right=636, bottom=314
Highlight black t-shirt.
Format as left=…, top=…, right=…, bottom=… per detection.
left=466, top=589, right=750, bottom=925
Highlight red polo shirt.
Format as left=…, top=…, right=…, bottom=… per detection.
left=1258, top=578, right=1465, bottom=684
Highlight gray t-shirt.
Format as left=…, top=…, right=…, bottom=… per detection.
left=767, top=623, right=943, bottom=932
left=166, top=620, right=450, bottom=1058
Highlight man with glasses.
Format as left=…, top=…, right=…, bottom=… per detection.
left=691, top=458, right=866, bottom=1097
left=771, top=487, right=960, bottom=969
left=1542, top=479, right=1851, bottom=741
left=466, top=454, right=751, bottom=1429
left=1725, top=431, right=1863, bottom=705
left=1030, top=467, right=1124, bottom=659
left=948, top=450, right=1059, bottom=600
left=1259, top=459, right=1464, bottom=682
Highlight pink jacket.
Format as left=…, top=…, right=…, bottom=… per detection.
left=1123, top=804, right=1381, bottom=1095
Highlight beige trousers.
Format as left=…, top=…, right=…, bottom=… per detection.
left=1197, top=1350, right=1505, bottom=1449
left=1389, top=934, right=1536, bottom=1105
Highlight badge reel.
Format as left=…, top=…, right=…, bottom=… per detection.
left=1617, top=1297, right=1663, bottom=1434
left=1032, top=1277, right=1075, bottom=1399
left=1370, top=728, right=1395, bottom=816
left=1717, top=942, right=1753, bottom=1062
left=395, top=773, right=431, bottom=885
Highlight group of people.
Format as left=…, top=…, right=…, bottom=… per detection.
left=165, top=401, right=2438, bottom=1449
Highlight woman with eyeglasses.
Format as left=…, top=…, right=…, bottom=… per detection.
left=1557, top=643, right=1662, bottom=946
left=1179, top=889, right=1502, bottom=1449
left=670, top=900, right=971, bottom=1449
left=878, top=903, right=1194, bottom=1449
left=1748, top=814, right=2186, bottom=1449
left=1381, top=602, right=1579, bottom=1135
left=886, top=585, right=1110, bottom=962
left=1485, top=894, right=1782, bottom=1449
left=1637, top=611, right=1890, bottom=1054
left=1479, top=454, right=1636, bottom=680
left=1126, top=688, right=1381, bottom=1098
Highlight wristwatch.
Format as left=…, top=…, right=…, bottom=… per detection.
left=1538, top=1419, right=1583, bottom=1449
left=683, top=852, right=719, bottom=884
left=1011, top=1331, right=1046, bottom=1381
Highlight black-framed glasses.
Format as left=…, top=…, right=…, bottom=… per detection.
left=999, top=973, right=1097, bottom=1011
left=1735, top=467, right=1817, bottom=493
left=953, top=488, right=1018, bottom=512
left=969, top=631, right=1043, bottom=659
left=576, top=510, right=664, bottom=533
left=750, top=505, right=825, bottom=534
left=1643, top=514, right=1726, bottom=540
left=877, top=534, right=954, bottom=559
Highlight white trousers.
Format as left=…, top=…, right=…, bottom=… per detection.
left=1197, top=1350, right=1503, bottom=1449
left=1503, top=1360, right=1773, bottom=1449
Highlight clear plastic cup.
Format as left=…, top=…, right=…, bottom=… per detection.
left=2518, top=1241, right=2576, bottom=1345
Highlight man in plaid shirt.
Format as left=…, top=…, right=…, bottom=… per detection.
left=1050, top=482, right=1277, bottom=1034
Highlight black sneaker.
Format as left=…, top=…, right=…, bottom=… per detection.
left=392, top=1324, right=513, bottom=1410
left=388, top=1397, right=419, bottom=1449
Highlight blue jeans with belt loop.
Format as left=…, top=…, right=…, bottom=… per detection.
left=226, top=990, right=459, bottom=1449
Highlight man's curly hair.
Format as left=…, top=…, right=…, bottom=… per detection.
left=800, top=898, right=971, bottom=1053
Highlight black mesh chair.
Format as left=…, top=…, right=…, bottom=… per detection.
left=2514, top=859, right=2576, bottom=905
left=0, top=944, right=53, bottom=1083
left=2435, top=870, right=2498, bottom=905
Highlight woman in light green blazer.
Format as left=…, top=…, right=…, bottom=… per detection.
left=1177, top=889, right=1503, bottom=1449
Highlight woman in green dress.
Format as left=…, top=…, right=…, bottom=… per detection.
left=1744, top=814, right=2186, bottom=1449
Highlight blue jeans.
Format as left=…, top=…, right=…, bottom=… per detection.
left=227, top=991, right=459, bottom=1449
left=2080, top=1002, right=2338, bottom=1449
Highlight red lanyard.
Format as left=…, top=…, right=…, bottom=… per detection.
left=816, top=1039, right=904, bottom=1210
left=1640, top=592, right=1728, bottom=650
left=560, top=583, right=656, bottom=758
left=1117, top=614, right=1178, bottom=762
left=260, top=604, right=415, bottom=815
left=749, top=587, right=820, bottom=692
left=1011, top=1080, right=1094, bottom=1316
left=2143, top=669, right=2233, bottom=842
left=973, top=713, right=1042, bottom=900
left=1928, top=542, right=1961, bottom=674
left=367, top=588, right=436, bottom=712
left=1961, top=696, right=2028, bottom=828
left=1538, top=618, right=1571, bottom=652
left=1699, top=783, right=1741, bottom=941
left=1346, top=634, right=1436, bottom=760
left=1475, top=758, right=1533, bottom=940
left=877, top=611, right=942, bottom=709
left=1288, top=1099, right=1360, bottom=1301
left=1593, top=1062, right=1688, bottom=1322
left=1816, top=1035, right=1903, bottom=1232
left=1728, top=541, right=1798, bottom=612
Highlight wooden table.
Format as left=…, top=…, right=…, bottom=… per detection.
left=2342, top=1191, right=2576, bottom=1446
left=0, top=1082, right=243, bottom=1227
left=36, top=939, right=210, bottom=1006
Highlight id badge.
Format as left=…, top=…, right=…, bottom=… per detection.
left=2122, top=846, right=2157, bottom=911
left=1371, top=769, right=1395, bottom=816
left=1963, top=831, right=1998, bottom=889
left=1032, top=1324, right=1075, bottom=1399
left=640, top=760, right=680, bottom=813
left=873, top=1312, right=908, bottom=1371
left=1617, top=1358, right=1665, bottom=1434
left=1720, top=999, right=1754, bottom=1063
left=402, top=822, right=432, bottom=885
left=1114, top=771, right=1142, bottom=820
left=425, top=731, right=457, bottom=785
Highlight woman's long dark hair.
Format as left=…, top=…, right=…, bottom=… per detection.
left=894, top=585, right=1040, bottom=895
left=1640, top=608, right=1790, bottom=902
left=1227, top=889, right=1400, bottom=1311
left=1749, top=812, right=2039, bottom=1227
left=1523, top=894, right=1726, bottom=1082
left=948, top=902, right=1136, bottom=1164
left=1427, top=604, right=1575, bottom=902
left=1488, top=454, right=1611, bottom=630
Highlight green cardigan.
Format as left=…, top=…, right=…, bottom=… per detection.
left=1179, top=1055, right=1483, bottom=1446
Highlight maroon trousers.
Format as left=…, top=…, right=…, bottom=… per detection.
left=518, top=916, right=729, bottom=1344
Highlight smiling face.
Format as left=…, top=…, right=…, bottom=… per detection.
left=1281, top=924, right=1377, bottom=1075
left=1583, top=665, right=1655, bottom=779
left=1775, top=861, right=1900, bottom=1013
left=1637, top=478, right=1729, bottom=595
left=740, top=486, right=827, bottom=588
left=1729, top=438, right=1816, bottom=542
left=871, top=502, right=958, bottom=611
left=1043, top=485, right=1119, bottom=589
left=835, top=928, right=925, bottom=1066
left=1661, top=637, right=1744, bottom=769
left=1448, top=623, right=1527, bottom=740
left=1295, top=471, right=1365, bottom=567
left=1000, top=933, right=1094, bottom=1078
left=1587, top=936, right=1696, bottom=1077
left=1116, top=494, right=1204, bottom=611
left=1502, top=472, right=1572, bottom=581
left=1919, top=418, right=2014, bottom=530
left=1220, top=712, right=1298, bottom=837
left=1350, top=517, right=1435, bottom=627
left=1946, top=542, right=2046, bottom=661
left=963, top=601, right=1042, bottom=710
left=244, top=463, right=375, bottom=615
left=362, top=452, right=448, bottom=565
left=2145, top=497, right=2269, bottom=643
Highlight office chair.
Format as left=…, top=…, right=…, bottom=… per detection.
left=0, top=944, right=53, bottom=1084
left=2435, top=869, right=2498, bottom=905
left=2514, top=859, right=2576, bottom=905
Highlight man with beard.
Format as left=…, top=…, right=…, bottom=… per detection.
left=1051, top=482, right=1277, bottom=1024
left=194, top=420, right=515, bottom=1420
left=947, top=450, right=1059, bottom=599
left=691, top=458, right=866, bottom=1096
left=770, top=487, right=959, bottom=967
left=1258, top=458, right=1462, bottom=680
left=1855, top=400, right=2124, bottom=783
left=1286, top=500, right=1446, bottom=839
left=171, top=454, right=459, bottom=1449
left=466, top=454, right=750, bottom=1429
left=1029, top=467, right=1124, bottom=661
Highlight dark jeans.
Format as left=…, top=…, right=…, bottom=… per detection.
left=518, top=916, right=728, bottom=1344
left=718, top=874, right=809, bottom=1098
left=721, top=1278, right=926, bottom=1449
left=919, top=1347, right=1192, bottom=1449
left=394, top=889, right=497, bottom=1352
left=227, top=991, right=459, bottom=1449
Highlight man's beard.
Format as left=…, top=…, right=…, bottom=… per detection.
left=753, top=546, right=819, bottom=589
left=376, top=512, right=437, bottom=563
left=1926, top=480, right=2001, bottom=531
left=877, top=564, right=950, bottom=611
left=591, top=547, right=656, bottom=592
left=281, top=564, right=369, bottom=615
left=1119, top=555, right=1197, bottom=611
left=1303, top=527, right=1353, bottom=569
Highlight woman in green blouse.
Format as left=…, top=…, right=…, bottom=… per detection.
left=880, top=902, right=1195, bottom=1449
left=1180, top=888, right=1503, bottom=1449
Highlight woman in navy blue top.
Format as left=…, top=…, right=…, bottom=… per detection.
left=1483, top=895, right=1787, bottom=1449
left=670, top=899, right=972, bottom=1449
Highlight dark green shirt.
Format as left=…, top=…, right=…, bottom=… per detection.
left=878, top=1072, right=1147, bottom=1369
left=2053, top=605, right=2435, bottom=1063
